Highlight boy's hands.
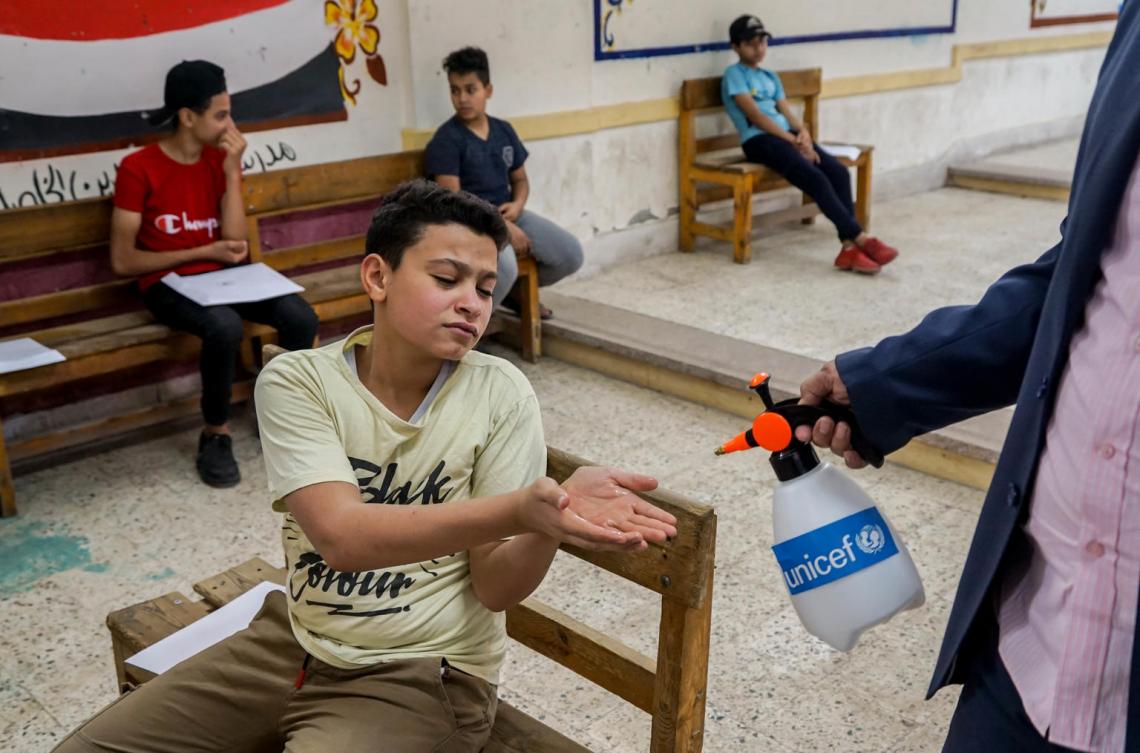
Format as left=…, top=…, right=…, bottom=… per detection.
left=516, top=468, right=678, bottom=551
left=561, top=466, right=677, bottom=544
left=207, top=239, right=249, bottom=265
left=219, top=125, right=247, bottom=177
left=498, top=201, right=524, bottom=223
left=506, top=221, right=531, bottom=254
left=797, top=361, right=866, bottom=469
left=517, top=478, right=643, bottom=551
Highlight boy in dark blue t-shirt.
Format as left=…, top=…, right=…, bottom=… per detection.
left=425, top=47, right=582, bottom=318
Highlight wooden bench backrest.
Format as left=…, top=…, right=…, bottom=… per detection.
left=541, top=447, right=716, bottom=753
left=0, top=150, right=424, bottom=333
left=679, top=68, right=821, bottom=156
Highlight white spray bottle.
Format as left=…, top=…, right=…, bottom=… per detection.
left=716, top=373, right=925, bottom=651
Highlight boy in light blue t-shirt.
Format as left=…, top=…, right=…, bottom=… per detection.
left=722, top=15, right=901, bottom=273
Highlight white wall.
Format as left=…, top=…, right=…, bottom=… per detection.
left=401, top=0, right=1110, bottom=251
left=0, top=0, right=414, bottom=209
left=0, top=0, right=1115, bottom=262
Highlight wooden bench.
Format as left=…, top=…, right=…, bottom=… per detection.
left=106, top=447, right=717, bottom=753
left=678, top=68, right=873, bottom=264
left=0, top=152, right=542, bottom=517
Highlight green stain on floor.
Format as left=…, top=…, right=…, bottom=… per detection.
left=147, top=567, right=176, bottom=581
left=0, top=522, right=107, bottom=597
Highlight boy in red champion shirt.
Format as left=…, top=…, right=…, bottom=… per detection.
left=111, top=60, right=318, bottom=488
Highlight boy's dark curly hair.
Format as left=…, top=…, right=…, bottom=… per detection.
left=442, top=46, right=490, bottom=86
left=366, top=180, right=507, bottom=269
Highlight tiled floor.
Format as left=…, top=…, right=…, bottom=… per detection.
left=7, top=155, right=1086, bottom=751
left=1, top=348, right=981, bottom=753
left=551, top=187, right=1067, bottom=363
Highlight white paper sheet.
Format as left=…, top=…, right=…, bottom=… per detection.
left=125, top=581, right=285, bottom=676
left=0, top=337, right=66, bottom=375
left=160, top=263, right=304, bottom=307
left=819, top=143, right=863, bottom=162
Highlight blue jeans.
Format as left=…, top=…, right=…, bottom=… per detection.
left=742, top=134, right=863, bottom=242
left=493, top=209, right=584, bottom=309
left=143, top=282, right=318, bottom=426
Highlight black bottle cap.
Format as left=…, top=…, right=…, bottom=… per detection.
left=769, top=441, right=821, bottom=481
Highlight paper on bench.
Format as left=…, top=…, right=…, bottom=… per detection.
left=126, top=581, right=285, bottom=676
left=0, top=337, right=66, bottom=375
left=819, top=143, right=862, bottom=162
left=160, top=263, right=303, bottom=307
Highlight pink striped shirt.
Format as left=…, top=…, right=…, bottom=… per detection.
left=998, top=155, right=1140, bottom=753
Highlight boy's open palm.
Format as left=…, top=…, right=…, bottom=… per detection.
left=522, top=477, right=644, bottom=551
left=561, top=467, right=678, bottom=544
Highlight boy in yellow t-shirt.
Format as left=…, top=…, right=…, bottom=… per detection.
left=52, top=180, right=676, bottom=753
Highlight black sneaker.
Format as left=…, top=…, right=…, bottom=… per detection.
left=196, top=432, right=241, bottom=488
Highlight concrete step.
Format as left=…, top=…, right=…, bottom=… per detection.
left=947, top=139, right=1076, bottom=202
left=529, top=290, right=1011, bottom=492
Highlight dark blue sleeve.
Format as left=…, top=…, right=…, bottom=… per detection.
left=836, top=235, right=1063, bottom=454
left=504, top=121, right=528, bottom=171
left=424, top=127, right=462, bottom=177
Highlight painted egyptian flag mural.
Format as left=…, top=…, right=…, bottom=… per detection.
left=0, top=0, right=386, bottom=163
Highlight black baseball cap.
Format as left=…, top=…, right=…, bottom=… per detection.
left=729, top=15, right=772, bottom=45
left=147, top=60, right=227, bottom=126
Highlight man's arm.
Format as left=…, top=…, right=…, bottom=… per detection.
left=500, top=165, right=529, bottom=223
left=802, top=238, right=1064, bottom=460
left=109, top=208, right=247, bottom=277
left=217, top=125, right=248, bottom=243
left=435, top=175, right=461, bottom=192
left=284, top=475, right=651, bottom=574
left=775, top=99, right=807, bottom=135
left=733, top=93, right=796, bottom=143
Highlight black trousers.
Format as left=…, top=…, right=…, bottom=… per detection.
left=942, top=612, right=1082, bottom=753
left=741, top=133, right=863, bottom=242
left=143, top=282, right=319, bottom=426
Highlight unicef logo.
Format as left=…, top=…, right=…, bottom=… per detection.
left=855, top=524, right=886, bottom=554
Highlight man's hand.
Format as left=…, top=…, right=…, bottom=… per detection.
left=218, top=126, right=247, bottom=177
left=207, top=239, right=249, bottom=265
left=794, top=130, right=812, bottom=149
left=561, top=466, right=677, bottom=544
left=797, top=361, right=866, bottom=469
left=498, top=201, right=523, bottom=223
left=515, top=477, right=646, bottom=552
left=506, top=221, right=531, bottom=255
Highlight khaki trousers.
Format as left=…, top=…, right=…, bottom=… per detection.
left=53, top=592, right=497, bottom=753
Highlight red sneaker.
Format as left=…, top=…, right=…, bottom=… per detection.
left=861, top=237, right=899, bottom=266
left=834, top=246, right=881, bottom=274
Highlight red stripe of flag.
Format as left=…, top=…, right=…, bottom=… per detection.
left=0, top=0, right=290, bottom=41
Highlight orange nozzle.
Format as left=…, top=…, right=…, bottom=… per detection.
left=752, top=412, right=792, bottom=451
left=714, top=411, right=793, bottom=456
left=749, top=372, right=770, bottom=389
left=715, top=430, right=756, bottom=456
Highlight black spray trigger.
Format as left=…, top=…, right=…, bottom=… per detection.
left=770, top=398, right=885, bottom=468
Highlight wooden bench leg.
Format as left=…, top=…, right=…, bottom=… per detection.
left=801, top=192, right=816, bottom=225
left=0, top=417, right=16, bottom=518
left=679, top=173, right=697, bottom=253
left=855, top=152, right=873, bottom=232
left=650, top=526, right=715, bottom=753
left=731, top=175, right=753, bottom=264
left=516, top=257, right=541, bottom=363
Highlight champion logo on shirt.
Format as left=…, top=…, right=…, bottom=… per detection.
left=154, top=212, right=220, bottom=237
